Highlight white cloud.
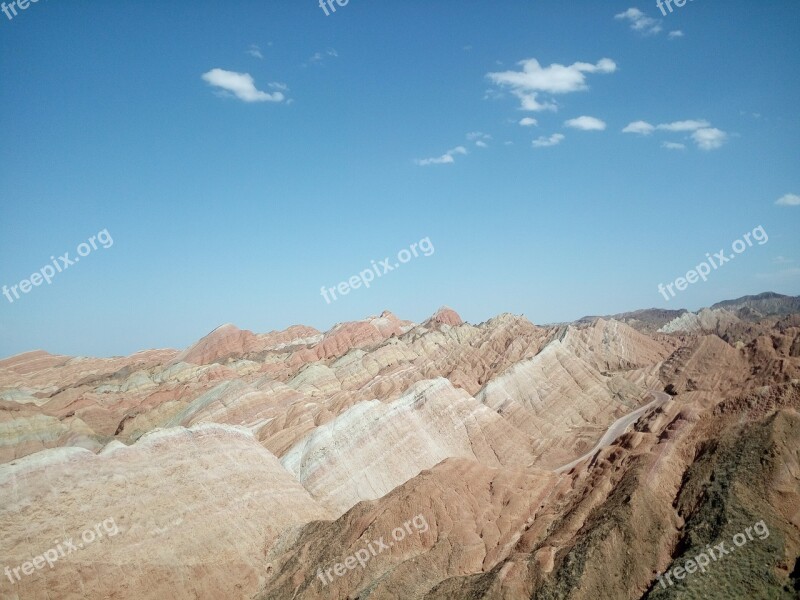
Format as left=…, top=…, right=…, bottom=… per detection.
left=622, top=120, right=656, bottom=135
left=246, top=44, right=264, bottom=59
left=776, top=193, right=800, bottom=206
left=691, top=127, right=727, bottom=150
left=669, top=30, right=684, bottom=39
left=657, top=120, right=710, bottom=132
left=615, top=8, right=662, bottom=35
left=467, top=132, right=491, bottom=141
left=515, top=92, right=558, bottom=112
left=519, top=117, right=538, bottom=127
left=415, top=146, right=468, bottom=166
left=201, top=69, right=285, bottom=103
left=532, top=133, right=565, bottom=148
left=468, top=132, right=491, bottom=147
left=488, top=58, right=617, bottom=93
left=483, top=88, right=505, bottom=101
left=622, top=118, right=728, bottom=150
left=306, top=48, right=339, bottom=66
left=565, top=116, right=606, bottom=131
left=487, top=57, right=617, bottom=111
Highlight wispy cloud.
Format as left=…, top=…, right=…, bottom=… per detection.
left=306, top=49, right=339, bottom=67
left=532, top=133, right=565, bottom=148
left=201, top=69, right=285, bottom=103
left=246, top=44, right=264, bottom=59
left=414, top=146, right=468, bottom=166
left=615, top=8, right=662, bottom=35
left=623, top=119, right=727, bottom=150
left=467, top=132, right=491, bottom=141
left=669, top=30, right=684, bottom=39
left=483, top=88, right=505, bottom=101
left=623, top=119, right=710, bottom=134
left=467, top=132, right=491, bottom=147
left=622, top=121, right=655, bottom=135
left=662, top=141, right=686, bottom=150
left=565, top=116, right=606, bottom=131
left=657, top=120, right=711, bottom=132
left=519, top=117, right=538, bottom=127
left=487, top=57, right=616, bottom=112
left=776, top=193, right=800, bottom=206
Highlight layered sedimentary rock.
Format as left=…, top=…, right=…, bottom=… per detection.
left=262, top=458, right=564, bottom=599
left=1, top=297, right=799, bottom=599
left=281, top=378, right=541, bottom=514
left=0, top=424, right=329, bottom=600
left=0, top=411, right=100, bottom=463
left=659, top=307, right=742, bottom=334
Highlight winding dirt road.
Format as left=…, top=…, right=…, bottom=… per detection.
left=554, top=391, right=670, bottom=474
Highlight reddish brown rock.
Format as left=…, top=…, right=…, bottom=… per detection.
left=427, top=306, right=464, bottom=327
left=1, top=297, right=798, bottom=599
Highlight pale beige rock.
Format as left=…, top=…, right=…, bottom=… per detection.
left=475, top=336, right=649, bottom=468
left=658, top=307, right=741, bottom=334
left=0, top=412, right=100, bottom=463
left=561, top=318, right=672, bottom=371
left=0, top=424, right=330, bottom=600
left=281, top=378, right=539, bottom=514
left=260, top=457, right=565, bottom=599
left=1, top=300, right=797, bottom=599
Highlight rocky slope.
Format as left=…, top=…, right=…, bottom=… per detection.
left=1, top=296, right=798, bottom=599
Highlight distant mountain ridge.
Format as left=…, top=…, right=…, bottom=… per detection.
left=1, top=293, right=798, bottom=599
left=576, top=308, right=688, bottom=333
left=711, top=291, right=800, bottom=320
left=576, top=292, right=799, bottom=333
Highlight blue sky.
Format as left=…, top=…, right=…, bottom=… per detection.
left=1, top=0, right=798, bottom=358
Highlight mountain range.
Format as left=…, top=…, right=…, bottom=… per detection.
left=1, top=294, right=798, bottom=599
